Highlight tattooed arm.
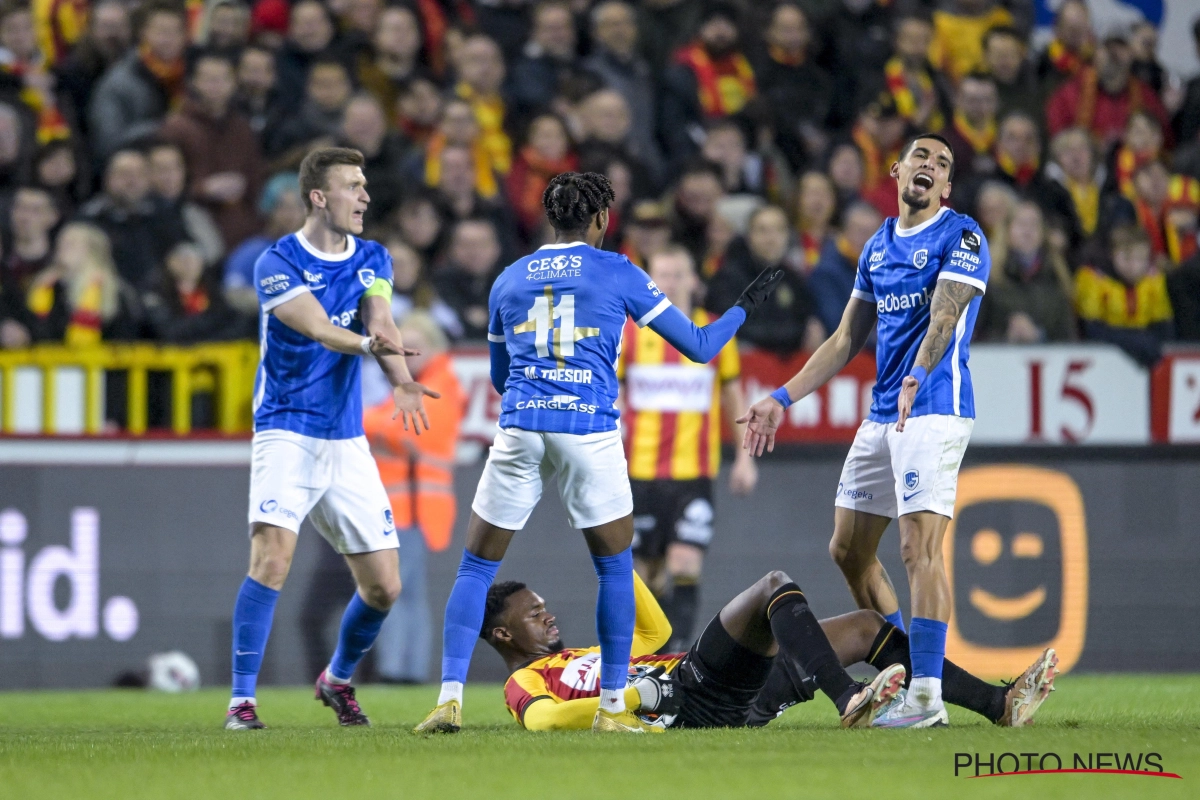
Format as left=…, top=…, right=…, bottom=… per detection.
left=896, top=278, right=979, bottom=431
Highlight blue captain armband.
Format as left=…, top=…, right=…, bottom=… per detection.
left=770, top=386, right=793, bottom=409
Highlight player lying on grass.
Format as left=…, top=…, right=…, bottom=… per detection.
left=483, top=571, right=1057, bottom=731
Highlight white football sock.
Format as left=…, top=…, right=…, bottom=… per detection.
left=229, top=696, right=255, bottom=709
left=909, top=677, right=943, bottom=709
left=438, top=681, right=464, bottom=705
left=324, top=667, right=350, bottom=686
left=598, top=688, right=626, bottom=714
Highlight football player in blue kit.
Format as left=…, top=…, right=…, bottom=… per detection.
left=738, top=134, right=1057, bottom=728
left=225, top=148, right=440, bottom=730
left=416, top=172, right=783, bottom=734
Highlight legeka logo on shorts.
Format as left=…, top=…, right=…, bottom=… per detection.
left=904, top=470, right=919, bottom=491
left=944, top=466, right=1088, bottom=679
left=383, top=508, right=394, bottom=533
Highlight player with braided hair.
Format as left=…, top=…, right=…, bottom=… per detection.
left=417, top=172, right=784, bottom=734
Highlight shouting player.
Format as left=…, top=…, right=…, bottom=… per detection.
left=225, top=148, right=439, bottom=730
left=618, top=245, right=757, bottom=651
left=416, top=172, right=783, bottom=734
left=740, top=133, right=1055, bottom=727
left=486, top=571, right=906, bottom=730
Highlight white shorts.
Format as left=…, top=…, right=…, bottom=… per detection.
left=472, top=427, right=634, bottom=530
left=248, top=429, right=398, bottom=554
left=834, top=415, right=974, bottom=520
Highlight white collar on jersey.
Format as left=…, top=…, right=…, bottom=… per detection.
left=295, top=230, right=357, bottom=261
left=894, top=206, right=948, bottom=238
left=537, top=241, right=587, bottom=250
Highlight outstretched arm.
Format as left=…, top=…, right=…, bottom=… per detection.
left=646, top=304, right=746, bottom=364
left=895, top=279, right=977, bottom=431
left=360, top=294, right=442, bottom=433
left=737, top=296, right=877, bottom=456
left=273, top=290, right=418, bottom=357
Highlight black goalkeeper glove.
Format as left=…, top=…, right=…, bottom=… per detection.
left=734, top=267, right=786, bottom=318
left=630, top=666, right=682, bottom=716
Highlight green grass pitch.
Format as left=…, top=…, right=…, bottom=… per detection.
left=1, top=675, right=1197, bottom=800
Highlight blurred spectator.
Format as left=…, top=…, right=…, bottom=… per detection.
left=160, top=52, right=265, bottom=250
left=88, top=2, right=188, bottom=161
left=637, top=0, right=703, bottom=75
left=432, top=216, right=502, bottom=340
left=809, top=201, right=882, bottom=335
left=755, top=2, right=833, bottom=171
left=1111, top=111, right=1162, bottom=200
left=0, top=3, right=73, bottom=144
left=974, top=179, right=1018, bottom=241
left=23, top=221, right=139, bottom=344
left=1045, top=126, right=1133, bottom=250
left=204, top=0, right=251, bottom=52
left=382, top=234, right=461, bottom=338
left=35, top=138, right=85, bottom=215
left=223, top=172, right=304, bottom=316
left=584, top=1, right=664, bottom=187
left=984, top=25, right=1040, bottom=124
left=618, top=199, right=671, bottom=268
left=395, top=189, right=448, bottom=264
left=56, top=0, right=131, bottom=141
left=796, top=171, right=836, bottom=272
left=415, top=97, right=500, bottom=200
left=978, top=200, right=1075, bottom=343
left=670, top=160, right=725, bottom=269
left=1076, top=224, right=1173, bottom=366
left=339, top=0, right=384, bottom=56
left=1175, top=19, right=1200, bottom=147
left=1037, top=0, right=1092, bottom=98
left=274, top=0, right=340, bottom=114
left=142, top=241, right=243, bottom=343
left=881, top=13, right=945, bottom=134
left=366, top=311, right=464, bottom=684
left=827, top=141, right=866, bottom=209
left=471, top=0, right=532, bottom=64
left=5, top=185, right=59, bottom=292
left=661, top=2, right=755, bottom=163
left=356, top=4, right=425, bottom=118
left=429, top=142, right=519, bottom=261
left=575, top=89, right=656, bottom=190
left=266, top=58, right=352, bottom=164
left=989, top=112, right=1076, bottom=241
left=928, top=0, right=1015, bottom=85
left=454, top=34, right=511, bottom=177
left=943, top=71, right=999, bottom=181
left=847, top=90, right=905, bottom=218
left=234, top=45, right=283, bottom=141
left=1131, top=160, right=1199, bottom=268
left=826, top=0, right=895, bottom=129
left=506, top=113, right=576, bottom=239
left=338, top=93, right=407, bottom=221
left=506, top=1, right=597, bottom=126
left=1128, top=20, right=1164, bottom=95
left=80, top=148, right=188, bottom=287
left=0, top=101, right=35, bottom=199
left=395, top=75, right=443, bottom=147
left=1045, top=26, right=1170, bottom=150
left=707, top=204, right=822, bottom=353
left=147, top=142, right=225, bottom=269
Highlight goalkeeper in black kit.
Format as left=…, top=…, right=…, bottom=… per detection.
left=483, top=570, right=1056, bottom=731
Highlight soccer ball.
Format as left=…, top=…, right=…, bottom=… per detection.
left=147, top=651, right=201, bottom=693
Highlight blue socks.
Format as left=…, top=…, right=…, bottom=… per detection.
left=909, top=617, right=948, bottom=680
left=591, top=547, right=635, bottom=693
left=328, top=592, right=390, bottom=681
left=231, top=577, right=279, bottom=700
left=884, top=609, right=906, bottom=633
left=440, top=550, right=502, bottom=685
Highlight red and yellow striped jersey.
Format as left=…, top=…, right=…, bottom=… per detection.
left=618, top=308, right=740, bottom=481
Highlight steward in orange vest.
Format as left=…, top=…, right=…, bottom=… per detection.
left=364, top=320, right=465, bottom=552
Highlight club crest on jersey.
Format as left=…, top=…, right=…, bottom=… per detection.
left=357, top=268, right=375, bottom=288
left=904, top=470, right=920, bottom=491
left=959, top=230, right=982, bottom=254
left=912, top=249, right=929, bottom=269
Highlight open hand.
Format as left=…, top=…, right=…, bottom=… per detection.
left=392, top=382, right=442, bottom=434
left=736, top=397, right=786, bottom=457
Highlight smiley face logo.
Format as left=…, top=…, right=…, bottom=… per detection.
left=944, top=466, right=1088, bottom=679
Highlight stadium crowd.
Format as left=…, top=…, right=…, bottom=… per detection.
left=0, top=0, right=1197, bottom=368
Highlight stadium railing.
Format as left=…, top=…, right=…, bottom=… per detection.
left=0, top=342, right=260, bottom=435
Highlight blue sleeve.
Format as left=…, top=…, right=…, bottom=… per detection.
left=851, top=237, right=875, bottom=302
left=487, top=272, right=509, bottom=394
left=255, top=250, right=307, bottom=312
left=939, top=219, right=990, bottom=295
left=647, top=304, right=747, bottom=364
left=617, top=257, right=672, bottom=327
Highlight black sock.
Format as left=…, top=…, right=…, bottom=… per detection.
left=666, top=578, right=699, bottom=650
left=746, top=656, right=818, bottom=726
left=767, top=583, right=857, bottom=714
left=866, top=623, right=1007, bottom=722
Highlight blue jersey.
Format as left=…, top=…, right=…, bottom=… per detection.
left=852, top=207, right=990, bottom=423
left=488, top=242, right=670, bottom=434
left=253, top=232, right=393, bottom=439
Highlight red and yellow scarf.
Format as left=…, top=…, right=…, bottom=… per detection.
left=1075, top=67, right=1142, bottom=134
left=1136, top=174, right=1200, bottom=264
left=1, top=55, right=69, bottom=144
left=952, top=111, right=996, bottom=155
left=139, top=43, right=186, bottom=109
left=423, top=132, right=499, bottom=198
left=1114, top=145, right=1157, bottom=200
left=884, top=58, right=944, bottom=131
left=455, top=82, right=511, bottom=175
left=675, top=42, right=756, bottom=117
left=997, top=150, right=1040, bottom=187
left=1046, top=38, right=1092, bottom=77
left=1065, top=178, right=1099, bottom=235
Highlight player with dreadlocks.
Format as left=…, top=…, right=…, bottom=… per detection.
left=416, top=172, right=784, bottom=734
